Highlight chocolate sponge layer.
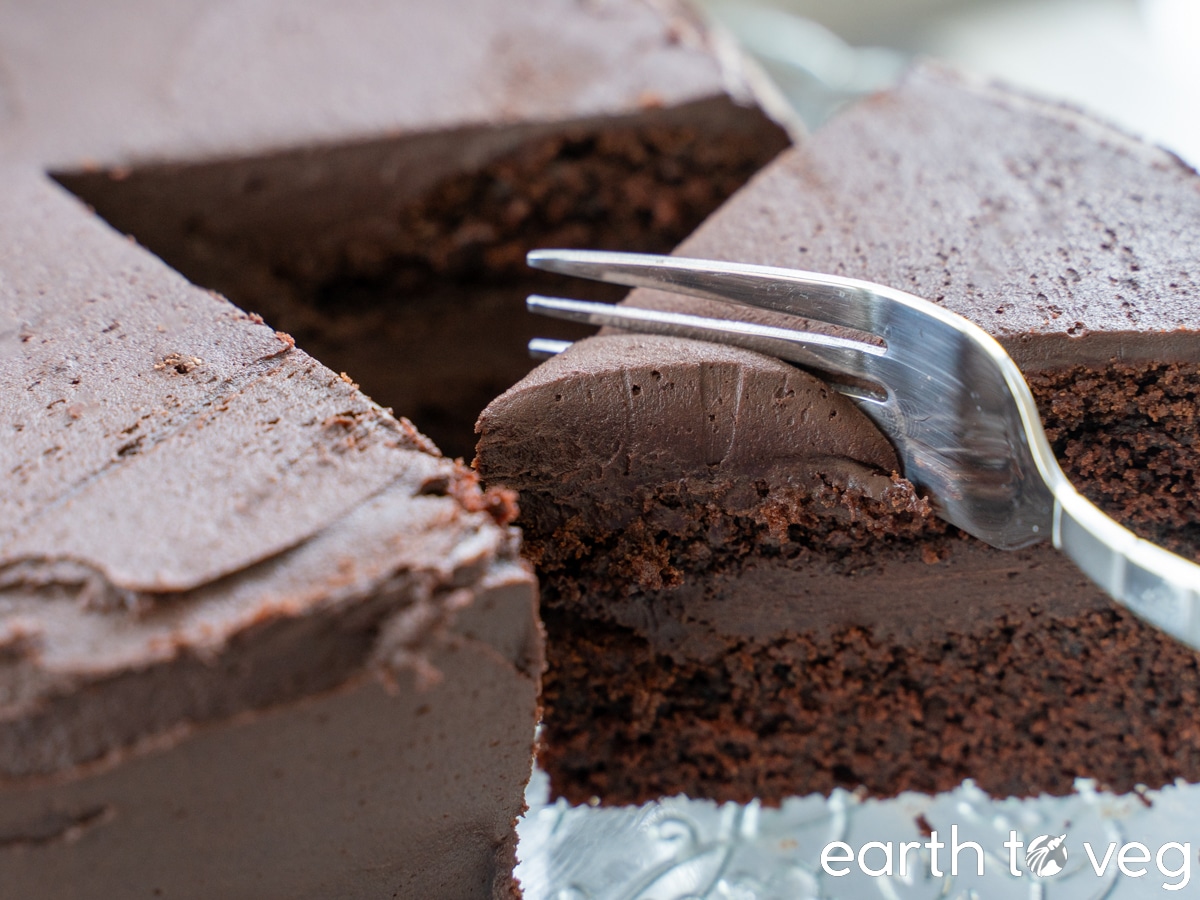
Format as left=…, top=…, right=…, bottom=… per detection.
left=518, top=361, right=1200, bottom=804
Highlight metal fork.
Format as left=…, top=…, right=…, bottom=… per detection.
left=525, top=249, right=1200, bottom=652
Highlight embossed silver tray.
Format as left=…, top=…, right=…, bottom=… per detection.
left=517, top=768, right=1199, bottom=898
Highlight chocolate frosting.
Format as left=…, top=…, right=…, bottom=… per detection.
left=482, top=333, right=896, bottom=512
left=483, top=65, right=1200, bottom=497
left=0, top=169, right=431, bottom=593
left=619, top=65, right=1200, bottom=368
left=0, top=0, right=755, bottom=169
left=0, top=169, right=539, bottom=782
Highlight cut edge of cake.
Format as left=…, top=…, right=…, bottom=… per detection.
left=476, top=63, right=1200, bottom=805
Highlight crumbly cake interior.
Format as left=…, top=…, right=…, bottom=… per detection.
left=56, top=115, right=787, bottom=458
left=1032, top=362, right=1200, bottom=557
left=526, top=361, right=1200, bottom=805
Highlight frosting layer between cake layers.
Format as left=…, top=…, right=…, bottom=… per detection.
left=478, top=65, right=1200, bottom=804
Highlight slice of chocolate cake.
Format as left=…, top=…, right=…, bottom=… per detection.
left=477, top=65, right=1200, bottom=805
left=0, top=167, right=539, bottom=897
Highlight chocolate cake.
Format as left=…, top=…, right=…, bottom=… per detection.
left=0, top=0, right=787, bottom=895
left=477, top=66, right=1200, bottom=806
left=26, top=0, right=790, bottom=460
left=0, top=168, right=539, bottom=897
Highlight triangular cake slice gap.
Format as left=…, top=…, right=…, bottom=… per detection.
left=24, top=0, right=790, bottom=462
left=477, top=65, right=1200, bottom=805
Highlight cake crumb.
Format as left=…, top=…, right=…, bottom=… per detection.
left=446, top=466, right=521, bottom=527
left=0, top=620, right=42, bottom=663
left=253, top=331, right=295, bottom=361
left=921, top=545, right=949, bottom=564
left=154, top=352, right=203, bottom=375
left=321, top=409, right=385, bottom=452
left=392, top=418, right=441, bottom=455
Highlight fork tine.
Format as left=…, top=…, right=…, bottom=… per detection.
left=528, top=249, right=893, bottom=337
left=527, top=295, right=889, bottom=392
left=528, top=337, right=572, bottom=360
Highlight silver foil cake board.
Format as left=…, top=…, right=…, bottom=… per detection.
left=517, top=767, right=1198, bottom=898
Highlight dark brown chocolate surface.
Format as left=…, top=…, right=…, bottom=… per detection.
left=0, top=0, right=792, bottom=893
left=542, top=584, right=1200, bottom=804
left=0, top=0, right=766, bottom=169
left=478, top=66, right=1200, bottom=804
left=0, top=568, right=541, bottom=899
left=602, top=66, right=1200, bottom=369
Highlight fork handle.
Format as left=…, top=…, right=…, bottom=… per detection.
left=1053, top=485, right=1200, bottom=649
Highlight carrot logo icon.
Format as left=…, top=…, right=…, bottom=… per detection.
left=1026, top=833, right=1068, bottom=876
